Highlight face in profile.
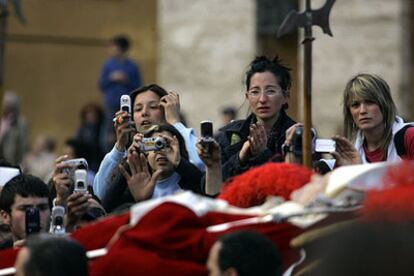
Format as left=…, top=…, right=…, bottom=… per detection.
left=133, top=90, right=165, bottom=132
left=147, top=131, right=175, bottom=178
left=246, top=71, right=287, bottom=122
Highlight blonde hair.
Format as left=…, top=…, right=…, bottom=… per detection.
left=343, top=73, right=397, bottom=151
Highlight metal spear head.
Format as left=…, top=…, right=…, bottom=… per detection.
left=277, top=0, right=335, bottom=38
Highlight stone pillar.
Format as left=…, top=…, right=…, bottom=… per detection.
left=157, top=0, right=255, bottom=132
left=299, top=0, right=412, bottom=137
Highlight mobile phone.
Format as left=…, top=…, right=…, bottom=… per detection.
left=120, top=95, right=131, bottom=115
left=25, top=207, right=40, bottom=236
left=74, top=169, right=88, bottom=194
left=50, top=206, right=65, bottom=235
left=315, top=139, right=336, bottom=153
left=200, top=120, right=214, bottom=153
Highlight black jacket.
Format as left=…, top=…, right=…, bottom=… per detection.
left=216, top=110, right=296, bottom=181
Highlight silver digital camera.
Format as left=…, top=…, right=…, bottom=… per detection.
left=140, top=137, right=167, bottom=152
left=62, top=158, right=88, bottom=178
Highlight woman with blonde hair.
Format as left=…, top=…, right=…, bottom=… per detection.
left=332, top=73, right=414, bottom=166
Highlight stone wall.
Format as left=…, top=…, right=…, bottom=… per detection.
left=157, top=0, right=255, bottom=132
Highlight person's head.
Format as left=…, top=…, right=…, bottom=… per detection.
left=14, top=234, right=88, bottom=276
left=108, top=35, right=130, bottom=58
left=343, top=73, right=397, bottom=149
left=0, top=174, right=50, bottom=241
left=130, top=84, right=168, bottom=132
left=221, top=106, right=237, bottom=125
left=244, top=56, right=291, bottom=123
left=207, top=231, right=282, bottom=276
left=144, top=124, right=188, bottom=179
left=32, top=134, right=56, bottom=154
left=80, top=103, right=103, bottom=126
left=2, top=91, right=20, bottom=119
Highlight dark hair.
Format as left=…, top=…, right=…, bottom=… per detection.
left=245, top=56, right=291, bottom=110
left=129, top=84, right=168, bottom=110
left=144, top=124, right=189, bottom=160
left=218, top=231, right=282, bottom=276
left=221, top=106, right=237, bottom=118
left=65, top=138, right=90, bottom=160
left=80, top=103, right=103, bottom=125
left=0, top=174, right=50, bottom=214
left=24, top=234, right=88, bottom=276
left=111, top=35, right=130, bottom=53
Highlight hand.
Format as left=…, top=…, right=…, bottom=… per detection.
left=284, top=123, right=304, bottom=146
left=239, top=123, right=267, bottom=164
left=160, top=134, right=181, bottom=168
left=66, top=192, right=91, bottom=231
left=160, top=91, right=181, bottom=125
left=52, top=155, right=73, bottom=205
left=330, top=135, right=362, bottom=166
left=114, top=110, right=135, bottom=151
left=109, top=71, right=127, bottom=83
left=127, top=133, right=144, bottom=155
left=119, top=152, right=162, bottom=202
left=196, top=139, right=221, bottom=168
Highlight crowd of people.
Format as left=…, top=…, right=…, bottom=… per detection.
left=0, top=47, right=414, bottom=275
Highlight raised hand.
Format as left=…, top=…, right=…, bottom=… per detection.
left=113, top=110, right=135, bottom=151
left=52, top=155, right=72, bottom=206
left=159, top=134, right=181, bottom=168
left=160, top=91, right=181, bottom=125
left=239, top=122, right=267, bottom=164
left=330, top=135, right=362, bottom=166
left=119, top=151, right=162, bottom=202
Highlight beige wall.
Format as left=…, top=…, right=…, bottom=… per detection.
left=4, top=0, right=157, bottom=152
left=157, top=0, right=256, bottom=133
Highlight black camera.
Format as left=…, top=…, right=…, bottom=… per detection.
left=140, top=137, right=167, bottom=152
left=291, top=126, right=317, bottom=156
left=25, top=207, right=40, bottom=236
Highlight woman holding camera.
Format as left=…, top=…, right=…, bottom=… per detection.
left=331, top=73, right=414, bottom=166
left=102, top=124, right=203, bottom=212
left=93, top=84, right=204, bottom=200
left=216, top=56, right=296, bottom=181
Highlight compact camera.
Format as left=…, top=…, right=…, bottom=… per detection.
left=50, top=206, right=65, bottom=235
left=62, top=158, right=88, bottom=178
left=140, top=137, right=167, bottom=152
left=200, top=120, right=214, bottom=153
left=74, top=169, right=88, bottom=194
left=25, top=207, right=40, bottom=236
left=291, top=127, right=336, bottom=154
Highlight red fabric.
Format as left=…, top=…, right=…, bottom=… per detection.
left=219, top=163, right=312, bottom=208
left=0, top=248, right=19, bottom=269
left=403, top=127, right=414, bottom=160
left=0, top=202, right=303, bottom=275
left=363, top=144, right=385, bottom=162
left=362, top=161, right=414, bottom=222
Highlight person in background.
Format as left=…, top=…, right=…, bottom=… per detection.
left=216, top=56, right=296, bottom=181
left=206, top=231, right=282, bottom=276
left=63, top=138, right=95, bottom=186
left=14, top=234, right=88, bottom=276
left=74, top=103, right=105, bottom=173
left=99, top=34, right=142, bottom=151
left=220, top=106, right=237, bottom=126
left=22, top=134, right=56, bottom=182
left=0, top=91, right=28, bottom=166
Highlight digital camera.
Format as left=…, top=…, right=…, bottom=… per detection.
left=292, top=126, right=317, bottom=156
left=140, top=137, right=167, bottom=152
left=50, top=206, right=65, bottom=235
left=74, top=169, right=88, bottom=194
left=25, top=207, right=40, bottom=236
left=62, top=158, right=88, bottom=178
